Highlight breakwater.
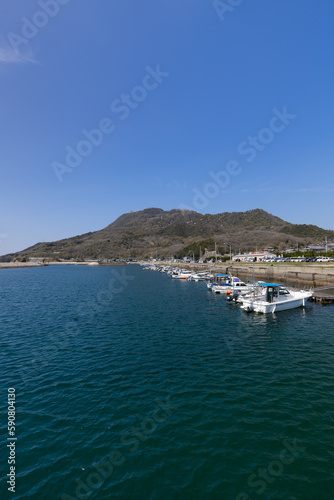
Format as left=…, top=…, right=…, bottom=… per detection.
left=228, top=263, right=334, bottom=288
left=0, top=262, right=47, bottom=270
left=155, top=261, right=334, bottom=288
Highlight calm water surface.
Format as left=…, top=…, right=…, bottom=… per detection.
left=1, top=264, right=334, bottom=499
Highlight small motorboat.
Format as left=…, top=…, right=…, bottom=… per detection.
left=241, top=283, right=312, bottom=313
left=212, top=277, right=252, bottom=294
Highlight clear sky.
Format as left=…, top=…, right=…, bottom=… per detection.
left=1, top=0, right=333, bottom=255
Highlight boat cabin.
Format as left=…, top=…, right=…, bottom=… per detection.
left=261, top=283, right=290, bottom=303
left=215, top=273, right=230, bottom=283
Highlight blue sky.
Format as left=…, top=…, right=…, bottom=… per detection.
left=0, top=0, right=333, bottom=255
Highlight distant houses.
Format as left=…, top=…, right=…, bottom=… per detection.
left=285, top=242, right=334, bottom=254
left=232, top=251, right=276, bottom=262
left=301, top=243, right=334, bottom=253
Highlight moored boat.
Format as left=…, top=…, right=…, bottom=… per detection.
left=241, top=283, right=312, bottom=313
left=172, top=270, right=192, bottom=279
left=212, top=277, right=252, bottom=294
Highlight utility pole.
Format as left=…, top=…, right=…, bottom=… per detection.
left=224, top=243, right=232, bottom=264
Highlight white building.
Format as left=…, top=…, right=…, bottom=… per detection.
left=232, top=251, right=276, bottom=262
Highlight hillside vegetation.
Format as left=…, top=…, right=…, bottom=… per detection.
left=2, top=208, right=333, bottom=262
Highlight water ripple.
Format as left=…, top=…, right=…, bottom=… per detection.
left=0, top=265, right=334, bottom=499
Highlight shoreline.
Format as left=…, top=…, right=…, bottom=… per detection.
left=0, top=262, right=48, bottom=269
left=0, top=261, right=127, bottom=269
left=2, top=260, right=334, bottom=288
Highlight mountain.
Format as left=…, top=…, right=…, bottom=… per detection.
left=2, top=208, right=334, bottom=262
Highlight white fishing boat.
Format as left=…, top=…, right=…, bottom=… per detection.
left=241, top=283, right=312, bottom=313
left=207, top=274, right=230, bottom=291
left=207, top=281, right=217, bottom=290
left=212, top=277, right=251, bottom=294
left=227, top=281, right=267, bottom=302
left=172, top=270, right=192, bottom=280
left=187, top=273, right=205, bottom=281
left=197, top=272, right=214, bottom=280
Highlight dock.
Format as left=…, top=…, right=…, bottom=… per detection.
left=151, top=260, right=334, bottom=304
left=310, top=287, right=334, bottom=304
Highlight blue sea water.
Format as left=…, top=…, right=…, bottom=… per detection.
left=0, top=264, right=334, bottom=500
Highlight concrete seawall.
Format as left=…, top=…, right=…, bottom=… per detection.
left=228, top=264, right=334, bottom=288
left=0, top=262, right=47, bottom=269
left=155, top=261, right=334, bottom=288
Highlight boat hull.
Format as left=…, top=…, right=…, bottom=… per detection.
left=213, top=285, right=253, bottom=294
left=241, top=292, right=312, bottom=314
